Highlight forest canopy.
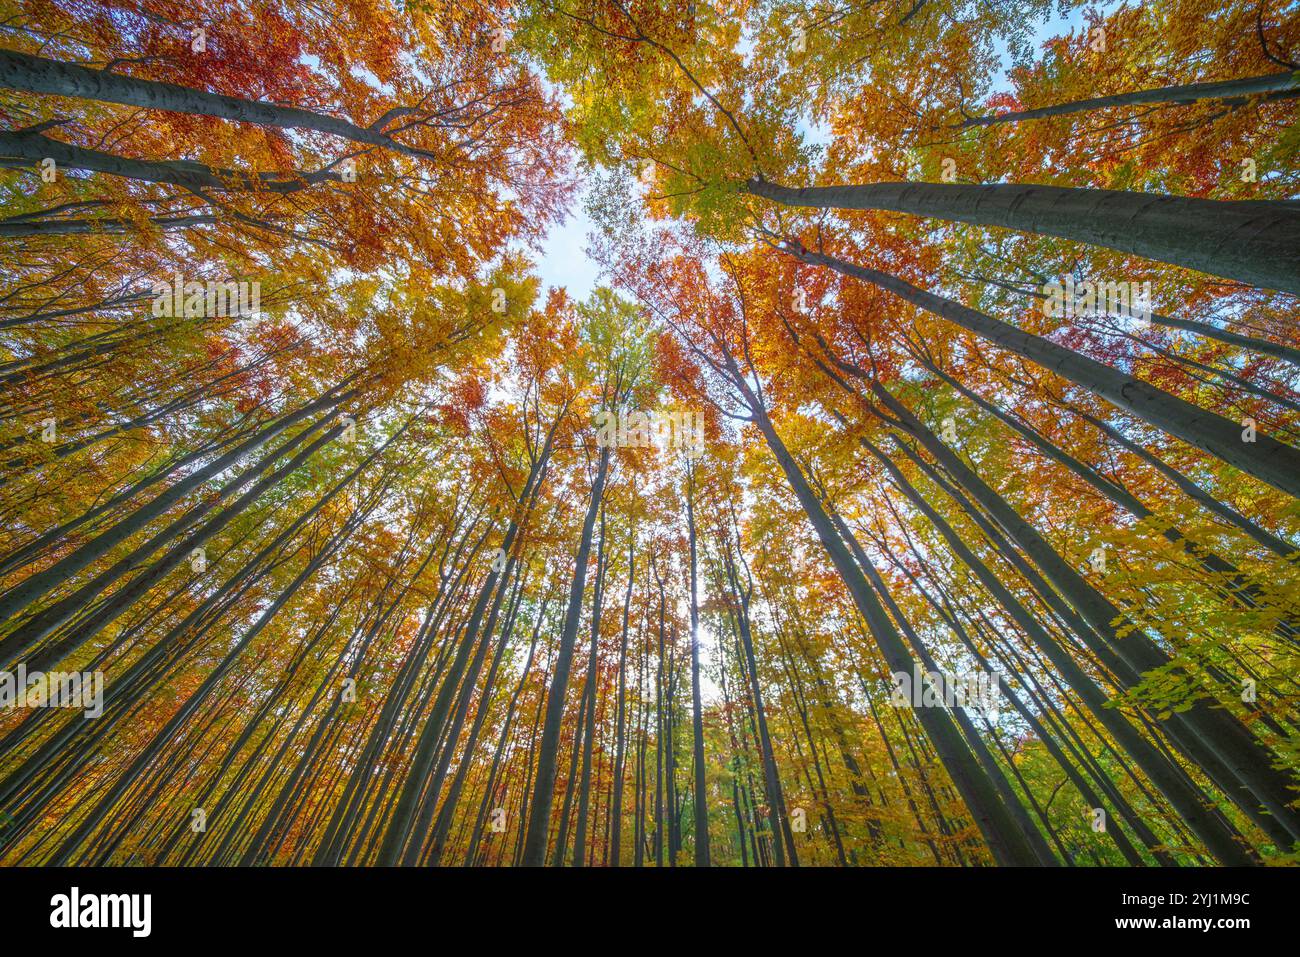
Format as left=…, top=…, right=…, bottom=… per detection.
left=0, top=0, right=1298, bottom=868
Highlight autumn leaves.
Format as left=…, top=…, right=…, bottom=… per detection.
left=0, top=0, right=1298, bottom=869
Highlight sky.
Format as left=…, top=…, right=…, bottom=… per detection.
left=530, top=4, right=1101, bottom=302
left=532, top=182, right=603, bottom=301
left=522, top=4, right=1104, bottom=705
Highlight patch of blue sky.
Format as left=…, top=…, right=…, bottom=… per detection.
left=529, top=3, right=1125, bottom=300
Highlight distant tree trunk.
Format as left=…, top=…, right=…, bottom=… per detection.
left=520, top=445, right=612, bottom=866
left=717, top=533, right=798, bottom=866
left=653, top=565, right=665, bottom=868
left=425, top=567, right=531, bottom=865
left=464, top=598, right=547, bottom=866
left=1078, top=408, right=1299, bottom=559
left=0, top=129, right=341, bottom=193
left=571, top=511, right=608, bottom=865
left=378, top=416, right=561, bottom=865
left=609, top=531, right=636, bottom=866
left=46, top=504, right=368, bottom=865
left=0, top=382, right=355, bottom=647
left=684, top=462, right=711, bottom=866
left=824, top=499, right=1059, bottom=865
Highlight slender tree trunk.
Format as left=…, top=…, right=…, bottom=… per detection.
left=571, top=511, right=608, bottom=865
left=684, top=464, right=711, bottom=866
left=788, top=243, right=1300, bottom=498
left=957, top=70, right=1299, bottom=128
left=608, top=534, right=636, bottom=866
left=520, top=445, right=612, bottom=866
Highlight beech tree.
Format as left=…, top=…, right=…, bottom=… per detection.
left=1, top=0, right=1296, bottom=870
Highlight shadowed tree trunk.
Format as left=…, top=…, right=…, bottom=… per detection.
left=684, top=460, right=711, bottom=866
left=608, top=531, right=636, bottom=865
left=571, top=510, right=608, bottom=865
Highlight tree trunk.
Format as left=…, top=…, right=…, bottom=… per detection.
left=0, top=49, right=431, bottom=159
left=787, top=243, right=1300, bottom=498
left=520, top=445, right=612, bottom=866
left=957, top=70, right=1299, bottom=128
left=684, top=464, right=711, bottom=866
left=752, top=181, right=1300, bottom=294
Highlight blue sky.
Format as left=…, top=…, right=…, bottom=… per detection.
left=530, top=4, right=1099, bottom=300
left=532, top=181, right=602, bottom=300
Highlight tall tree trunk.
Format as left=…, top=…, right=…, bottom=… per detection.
left=957, top=70, right=1299, bottom=128
left=0, top=381, right=355, bottom=639
left=608, top=533, right=636, bottom=866
left=571, top=511, right=608, bottom=865
left=520, top=444, right=612, bottom=866
left=0, top=49, right=435, bottom=159
left=786, top=243, right=1300, bottom=498
left=377, top=418, right=560, bottom=865
left=752, top=181, right=1300, bottom=294
left=684, top=463, right=711, bottom=866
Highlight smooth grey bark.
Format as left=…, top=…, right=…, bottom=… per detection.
left=684, top=463, right=711, bottom=866
left=751, top=180, right=1300, bottom=294
left=1078, top=408, right=1300, bottom=559
left=313, top=502, right=490, bottom=865
left=0, top=129, right=341, bottom=194
left=822, top=498, right=1060, bottom=865
left=520, top=444, right=612, bottom=866
left=917, top=356, right=1300, bottom=640
left=463, top=598, right=547, bottom=865
left=783, top=243, right=1300, bottom=499
left=408, top=540, right=525, bottom=866
left=424, top=569, right=530, bottom=865
left=0, top=435, right=394, bottom=824
left=0, top=49, right=433, bottom=159
left=10, top=413, right=343, bottom=671
left=881, top=537, right=1155, bottom=865
left=0, top=213, right=219, bottom=237
left=957, top=70, right=1299, bottom=127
